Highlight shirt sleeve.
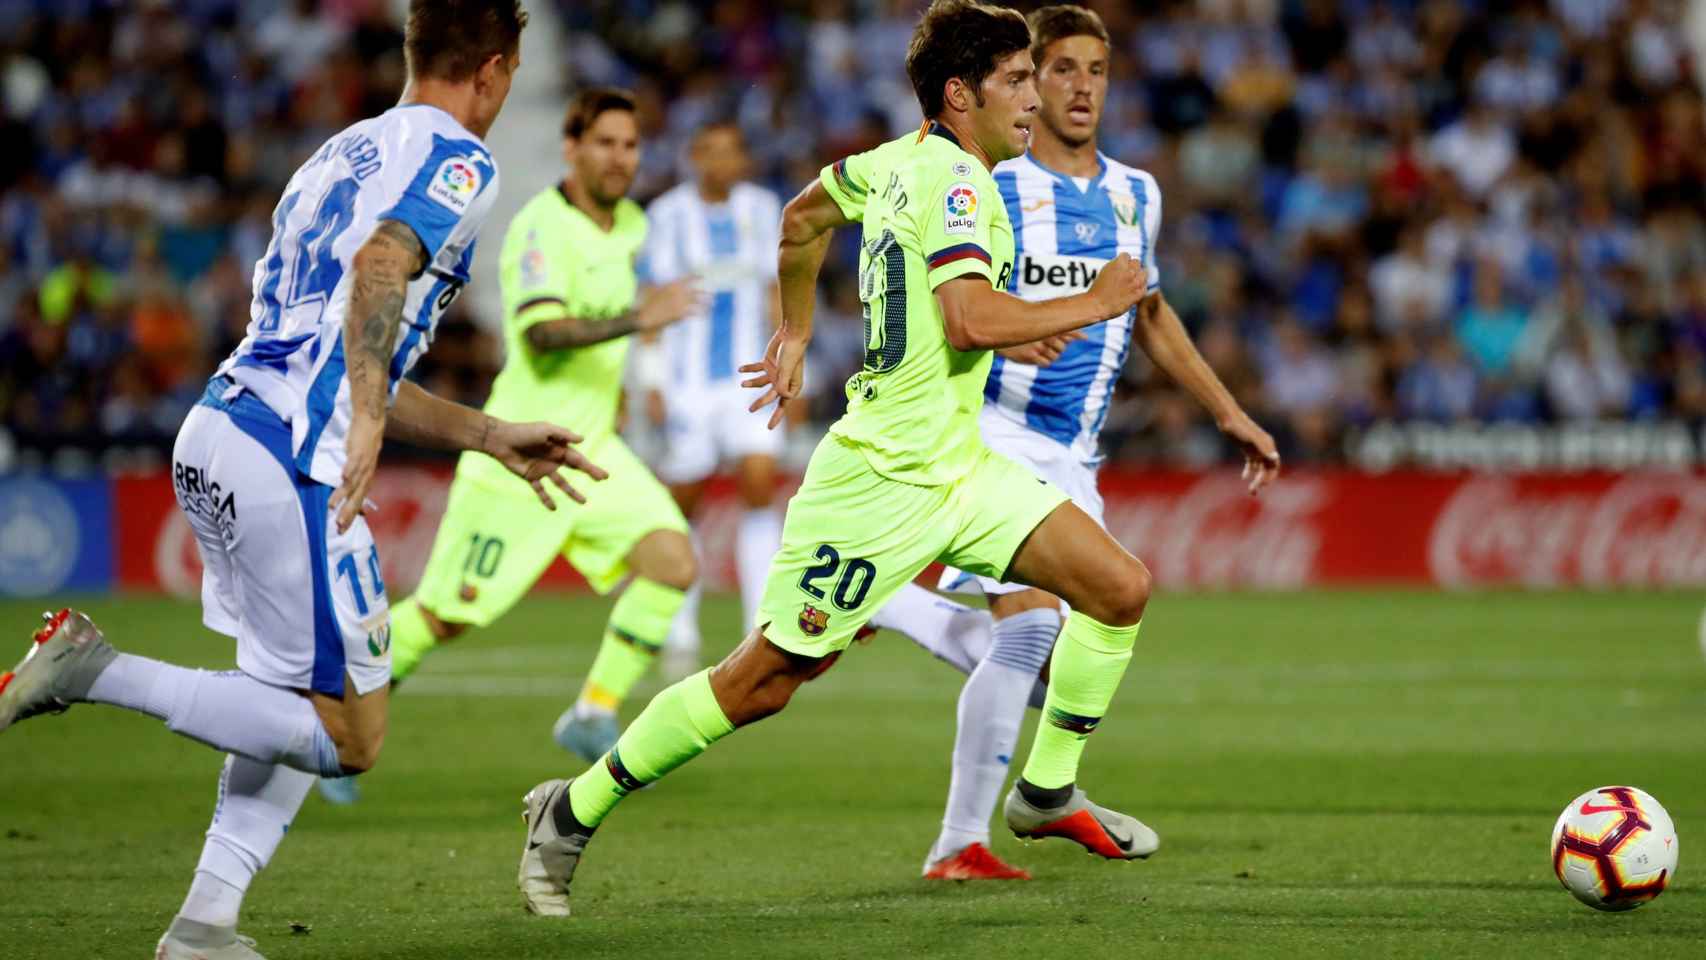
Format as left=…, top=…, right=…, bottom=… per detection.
left=500, top=205, right=573, bottom=334
left=923, top=171, right=997, bottom=290
left=819, top=149, right=876, bottom=222
left=382, top=133, right=497, bottom=260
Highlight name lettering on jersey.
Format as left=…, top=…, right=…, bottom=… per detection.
left=427, top=156, right=483, bottom=213
left=944, top=182, right=979, bottom=235
left=309, top=133, right=382, bottom=181
left=881, top=171, right=908, bottom=214
left=1074, top=221, right=1101, bottom=246
left=1017, top=253, right=1104, bottom=294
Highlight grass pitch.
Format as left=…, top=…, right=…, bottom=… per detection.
left=1, top=589, right=1702, bottom=959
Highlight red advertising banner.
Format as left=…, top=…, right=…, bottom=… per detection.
left=113, top=467, right=1706, bottom=595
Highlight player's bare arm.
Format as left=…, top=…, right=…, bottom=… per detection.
left=936, top=251, right=1145, bottom=352
left=522, top=278, right=700, bottom=351
left=387, top=380, right=608, bottom=508
left=1133, top=291, right=1279, bottom=493
left=742, top=178, right=849, bottom=427
left=330, top=218, right=426, bottom=532
left=996, top=331, right=1087, bottom=366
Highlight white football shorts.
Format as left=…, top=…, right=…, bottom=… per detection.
left=171, top=376, right=392, bottom=697
left=654, top=380, right=785, bottom=485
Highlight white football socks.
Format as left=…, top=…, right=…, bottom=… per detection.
left=179, top=755, right=316, bottom=928
left=929, top=606, right=1061, bottom=863
left=870, top=581, right=994, bottom=675
left=735, top=507, right=781, bottom=631
left=85, top=654, right=343, bottom=777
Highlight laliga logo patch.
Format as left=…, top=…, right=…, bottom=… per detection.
left=943, top=182, right=978, bottom=236
left=427, top=156, right=482, bottom=213
left=520, top=245, right=548, bottom=288
left=798, top=604, right=830, bottom=637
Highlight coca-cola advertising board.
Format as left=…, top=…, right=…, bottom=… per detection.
left=88, top=467, right=1706, bottom=598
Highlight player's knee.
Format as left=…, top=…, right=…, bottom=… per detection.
left=1099, top=559, right=1152, bottom=627
left=334, top=729, right=386, bottom=774
left=651, top=536, right=698, bottom=591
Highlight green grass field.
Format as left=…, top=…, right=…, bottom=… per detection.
left=1, top=590, right=1702, bottom=959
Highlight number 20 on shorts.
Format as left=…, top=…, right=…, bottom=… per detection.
left=797, top=544, right=877, bottom=611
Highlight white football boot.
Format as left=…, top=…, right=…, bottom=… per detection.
left=518, top=778, right=594, bottom=917
left=1004, top=783, right=1160, bottom=860
left=0, top=608, right=117, bottom=732
left=155, top=918, right=267, bottom=959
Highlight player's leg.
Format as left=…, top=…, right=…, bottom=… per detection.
left=866, top=581, right=995, bottom=676
left=553, top=438, right=696, bottom=757
left=518, top=436, right=945, bottom=915
left=999, top=502, right=1158, bottom=858
left=924, top=584, right=1059, bottom=879
left=940, top=447, right=1156, bottom=860
left=388, top=470, right=572, bottom=684
left=2, top=403, right=359, bottom=779
left=557, top=529, right=696, bottom=760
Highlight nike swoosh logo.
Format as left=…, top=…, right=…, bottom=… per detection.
left=1097, top=814, right=1135, bottom=851
left=1580, top=800, right=1638, bottom=816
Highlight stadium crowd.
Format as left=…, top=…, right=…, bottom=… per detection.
left=1, top=0, right=1704, bottom=467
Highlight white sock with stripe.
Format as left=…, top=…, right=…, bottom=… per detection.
left=929, top=606, right=1061, bottom=863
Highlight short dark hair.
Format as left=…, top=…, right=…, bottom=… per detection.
left=1029, top=4, right=1110, bottom=69
left=405, top=0, right=528, bottom=83
left=563, top=87, right=637, bottom=139
left=905, top=0, right=1033, bottom=119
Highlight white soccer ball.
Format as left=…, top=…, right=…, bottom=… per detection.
left=1551, top=785, right=1678, bottom=911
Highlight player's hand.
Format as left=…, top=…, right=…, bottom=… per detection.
left=740, top=327, right=808, bottom=430
left=482, top=418, right=609, bottom=509
left=636, top=278, right=704, bottom=333
left=1088, top=252, right=1147, bottom=319
left=997, top=331, right=1086, bottom=366
left=1220, top=410, right=1280, bottom=495
left=329, top=415, right=384, bottom=533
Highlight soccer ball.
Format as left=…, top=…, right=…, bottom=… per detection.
left=1550, top=786, right=1678, bottom=911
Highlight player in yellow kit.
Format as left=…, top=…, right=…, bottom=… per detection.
left=316, top=89, right=701, bottom=807
left=513, top=1, right=1281, bottom=914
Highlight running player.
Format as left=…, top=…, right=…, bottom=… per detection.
left=380, top=87, right=701, bottom=766
left=870, top=5, right=1279, bottom=881
left=638, top=120, right=785, bottom=675
left=515, top=0, right=1279, bottom=915
left=0, top=5, right=598, bottom=957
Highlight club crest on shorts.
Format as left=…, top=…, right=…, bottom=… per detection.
left=798, top=604, right=830, bottom=637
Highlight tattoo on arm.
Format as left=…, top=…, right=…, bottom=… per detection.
left=523, top=310, right=644, bottom=352
left=345, top=220, right=426, bottom=420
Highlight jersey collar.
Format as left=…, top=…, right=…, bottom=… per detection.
left=1025, top=149, right=1108, bottom=193
left=922, top=120, right=962, bottom=149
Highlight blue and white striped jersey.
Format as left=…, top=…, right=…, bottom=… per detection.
left=642, top=181, right=780, bottom=390
left=218, top=104, right=499, bottom=486
left=985, top=152, right=1162, bottom=464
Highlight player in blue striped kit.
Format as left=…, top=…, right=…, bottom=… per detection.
left=637, top=120, right=785, bottom=673
left=867, top=5, right=1280, bottom=880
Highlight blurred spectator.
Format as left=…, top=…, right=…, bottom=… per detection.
left=1, top=0, right=1703, bottom=469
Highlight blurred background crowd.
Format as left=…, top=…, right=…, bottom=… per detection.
left=2, top=0, right=1704, bottom=469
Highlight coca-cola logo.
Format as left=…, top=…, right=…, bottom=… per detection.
left=1102, top=476, right=1326, bottom=588
left=1429, top=475, right=1706, bottom=587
